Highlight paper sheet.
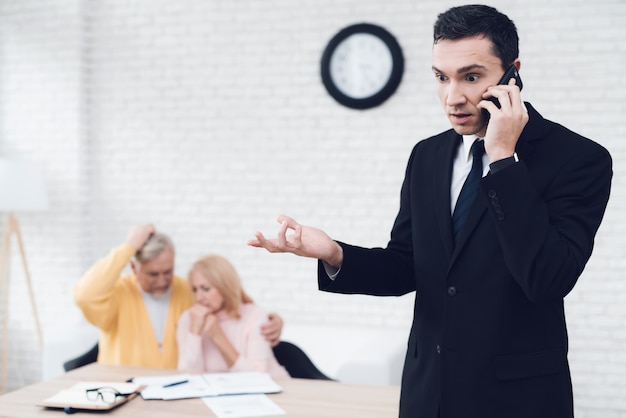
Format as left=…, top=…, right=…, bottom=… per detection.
left=202, top=394, right=286, bottom=418
left=132, top=372, right=282, bottom=400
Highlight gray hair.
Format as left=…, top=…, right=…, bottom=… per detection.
left=135, top=232, right=175, bottom=264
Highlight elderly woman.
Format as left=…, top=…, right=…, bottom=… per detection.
left=176, top=254, right=289, bottom=379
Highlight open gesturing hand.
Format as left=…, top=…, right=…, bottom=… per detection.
left=247, top=214, right=344, bottom=268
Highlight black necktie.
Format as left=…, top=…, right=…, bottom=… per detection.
left=452, top=139, right=485, bottom=244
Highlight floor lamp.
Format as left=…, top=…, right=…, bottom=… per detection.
left=0, top=159, right=48, bottom=394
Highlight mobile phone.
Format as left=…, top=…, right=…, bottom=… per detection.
left=482, top=65, right=523, bottom=121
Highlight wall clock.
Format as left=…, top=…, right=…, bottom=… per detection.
left=321, top=23, right=404, bottom=110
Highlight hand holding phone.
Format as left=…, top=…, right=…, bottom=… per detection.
left=481, top=65, right=523, bottom=122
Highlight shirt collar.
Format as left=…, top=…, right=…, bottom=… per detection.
left=137, top=282, right=172, bottom=301
left=461, top=135, right=483, bottom=161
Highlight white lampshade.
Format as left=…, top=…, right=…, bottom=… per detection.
left=0, top=159, right=48, bottom=212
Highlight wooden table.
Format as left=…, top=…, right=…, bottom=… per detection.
left=0, top=363, right=400, bottom=417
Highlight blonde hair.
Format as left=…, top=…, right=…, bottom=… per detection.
left=190, top=254, right=253, bottom=318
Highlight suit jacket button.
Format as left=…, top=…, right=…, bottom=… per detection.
left=436, top=344, right=441, bottom=354
left=447, top=286, right=457, bottom=296
left=488, top=189, right=497, bottom=198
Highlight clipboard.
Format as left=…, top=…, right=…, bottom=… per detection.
left=37, top=381, right=145, bottom=412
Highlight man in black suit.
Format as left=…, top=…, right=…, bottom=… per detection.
left=248, top=5, right=612, bottom=418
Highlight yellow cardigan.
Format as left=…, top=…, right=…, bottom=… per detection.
left=73, top=244, right=193, bottom=368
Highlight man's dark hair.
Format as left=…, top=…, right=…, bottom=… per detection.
left=433, top=4, right=519, bottom=69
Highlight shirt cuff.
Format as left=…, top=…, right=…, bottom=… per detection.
left=322, top=261, right=340, bottom=280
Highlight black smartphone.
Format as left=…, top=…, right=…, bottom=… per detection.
left=482, top=65, right=523, bottom=121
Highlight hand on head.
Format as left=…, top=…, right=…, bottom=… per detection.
left=126, top=224, right=156, bottom=251
left=247, top=214, right=344, bottom=268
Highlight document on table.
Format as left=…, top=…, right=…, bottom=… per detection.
left=202, top=394, right=286, bottom=418
left=37, top=381, right=144, bottom=411
left=132, top=372, right=283, bottom=401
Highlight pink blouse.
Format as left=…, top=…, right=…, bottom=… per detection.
left=176, top=303, right=289, bottom=379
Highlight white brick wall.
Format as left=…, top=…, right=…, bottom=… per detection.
left=1, top=0, right=625, bottom=415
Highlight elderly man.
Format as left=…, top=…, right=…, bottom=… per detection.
left=74, top=224, right=283, bottom=368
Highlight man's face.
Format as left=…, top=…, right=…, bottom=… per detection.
left=132, top=247, right=174, bottom=296
left=431, top=36, right=505, bottom=137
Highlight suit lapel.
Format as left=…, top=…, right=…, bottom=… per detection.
left=452, top=189, right=488, bottom=258
left=515, top=102, right=543, bottom=160
left=434, top=131, right=461, bottom=260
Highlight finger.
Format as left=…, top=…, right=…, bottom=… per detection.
left=140, top=224, right=156, bottom=241
left=277, top=214, right=294, bottom=225
left=262, top=327, right=279, bottom=341
left=261, top=313, right=275, bottom=331
left=506, top=79, right=525, bottom=111
left=293, top=224, right=303, bottom=247
left=257, top=232, right=282, bottom=252
left=478, top=99, right=497, bottom=115
left=277, top=220, right=289, bottom=248
left=487, top=85, right=515, bottom=113
left=498, top=89, right=512, bottom=111
left=192, top=305, right=209, bottom=316
left=247, top=231, right=267, bottom=248
left=278, top=214, right=303, bottom=232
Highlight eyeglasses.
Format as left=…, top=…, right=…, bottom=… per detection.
left=85, top=386, right=131, bottom=405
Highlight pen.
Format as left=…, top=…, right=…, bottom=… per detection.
left=163, top=379, right=189, bottom=388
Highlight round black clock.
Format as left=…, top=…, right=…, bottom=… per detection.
left=321, top=23, right=404, bottom=110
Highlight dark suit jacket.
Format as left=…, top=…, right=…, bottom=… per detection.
left=318, top=103, right=612, bottom=418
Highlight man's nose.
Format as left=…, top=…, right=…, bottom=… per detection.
left=155, top=274, right=171, bottom=286
left=446, top=82, right=466, bottom=106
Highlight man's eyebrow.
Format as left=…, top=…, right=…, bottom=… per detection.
left=457, top=64, right=488, bottom=74
left=431, top=65, right=443, bottom=73
left=431, top=64, right=488, bottom=74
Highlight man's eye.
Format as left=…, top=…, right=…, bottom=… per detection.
left=435, top=74, right=447, bottom=82
left=466, top=74, right=478, bottom=82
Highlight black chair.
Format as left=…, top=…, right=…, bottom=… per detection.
left=272, top=341, right=334, bottom=380
left=63, top=340, right=333, bottom=380
left=63, top=342, right=99, bottom=372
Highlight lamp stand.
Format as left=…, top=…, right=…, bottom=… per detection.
left=0, top=213, right=44, bottom=394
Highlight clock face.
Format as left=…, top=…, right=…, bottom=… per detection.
left=321, top=23, right=404, bottom=110
left=329, top=33, right=394, bottom=99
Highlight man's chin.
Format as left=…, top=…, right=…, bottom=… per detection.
left=448, top=113, right=488, bottom=136
left=452, top=123, right=486, bottom=137
left=149, top=288, right=169, bottom=297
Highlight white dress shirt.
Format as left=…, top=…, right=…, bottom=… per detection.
left=450, top=135, right=489, bottom=215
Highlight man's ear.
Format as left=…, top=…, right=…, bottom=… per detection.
left=513, top=58, right=521, bottom=72
left=130, top=260, right=138, bottom=275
